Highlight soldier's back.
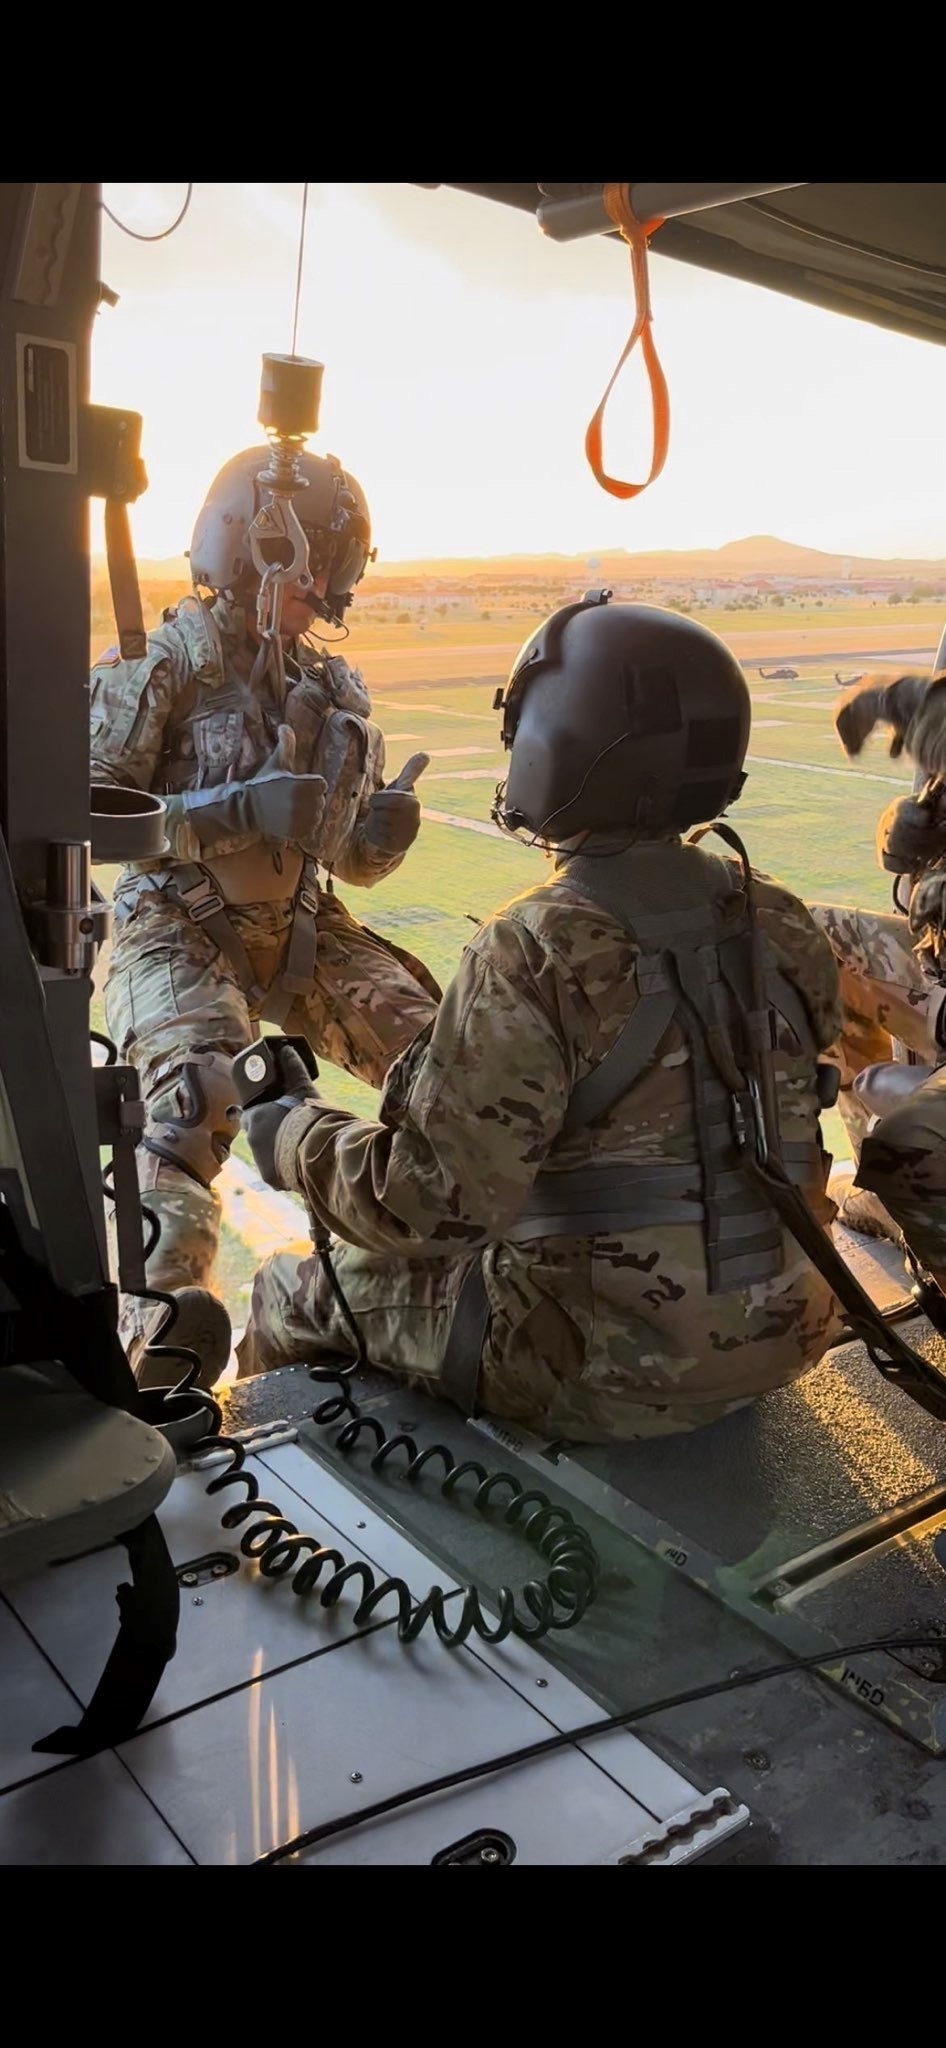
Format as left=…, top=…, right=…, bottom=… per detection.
left=470, top=848, right=844, bottom=1439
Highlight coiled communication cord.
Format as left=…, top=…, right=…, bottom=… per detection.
left=193, top=1345, right=599, bottom=1647
left=95, top=1033, right=600, bottom=1648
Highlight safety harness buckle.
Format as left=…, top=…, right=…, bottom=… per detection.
left=179, top=877, right=225, bottom=924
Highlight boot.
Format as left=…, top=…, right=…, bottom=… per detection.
left=131, top=1287, right=233, bottom=1391
left=835, top=1183, right=902, bottom=1244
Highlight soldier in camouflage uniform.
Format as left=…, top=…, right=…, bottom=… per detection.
left=238, top=599, right=844, bottom=1442
left=92, top=447, right=439, bottom=1380
left=812, top=670, right=946, bottom=1300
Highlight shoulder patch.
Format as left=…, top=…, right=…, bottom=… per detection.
left=95, top=645, right=121, bottom=667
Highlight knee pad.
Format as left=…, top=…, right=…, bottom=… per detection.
left=143, top=1050, right=242, bottom=1188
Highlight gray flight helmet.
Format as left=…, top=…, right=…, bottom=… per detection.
left=189, top=445, right=372, bottom=629
left=494, top=591, right=751, bottom=841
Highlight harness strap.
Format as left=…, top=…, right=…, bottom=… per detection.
left=260, top=861, right=321, bottom=1026
left=127, top=857, right=323, bottom=1023
left=503, top=1149, right=822, bottom=1243
left=166, top=866, right=268, bottom=1008
left=104, top=498, right=147, bottom=662
left=563, top=987, right=675, bottom=1135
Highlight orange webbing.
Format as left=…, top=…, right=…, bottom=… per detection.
left=584, top=183, right=670, bottom=501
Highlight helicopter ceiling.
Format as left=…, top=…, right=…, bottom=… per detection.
left=417, top=184, right=946, bottom=348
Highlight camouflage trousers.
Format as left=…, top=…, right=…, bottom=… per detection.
left=811, top=902, right=946, bottom=1291
left=809, top=903, right=946, bottom=1156
left=236, top=1244, right=757, bottom=1445
left=105, top=884, right=438, bottom=1298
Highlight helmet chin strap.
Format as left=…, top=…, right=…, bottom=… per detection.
left=300, top=585, right=347, bottom=632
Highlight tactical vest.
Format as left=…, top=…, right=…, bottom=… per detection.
left=440, top=834, right=834, bottom=1412
left=120, top=596, right=381, bottom=1027
left=152, top=595, right=376, bottom=870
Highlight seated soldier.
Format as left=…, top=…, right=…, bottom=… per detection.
left=237, top=597, right=844, bottom=1443
left=816, top=671, right=946, bottom=1309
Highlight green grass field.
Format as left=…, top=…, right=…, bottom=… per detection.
left=90, top=610, right=939, bottom=1320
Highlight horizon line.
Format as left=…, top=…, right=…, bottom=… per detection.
left=92, top=531, right=946, bottom=576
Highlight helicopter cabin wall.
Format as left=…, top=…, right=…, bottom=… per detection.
left=0, top=183, right=109, bottom=1276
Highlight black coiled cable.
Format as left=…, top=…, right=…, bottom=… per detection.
left=194, top=1232, right=599, bottom=1646
left=101, top=1144, right=223, bottom=1434
left=197, top=1384, right=599, bottom=1647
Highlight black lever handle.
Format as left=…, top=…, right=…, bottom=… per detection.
left=231, top=1034, right=319, bottom=1109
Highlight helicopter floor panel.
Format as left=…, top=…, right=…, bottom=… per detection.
left=0, top=1751, right=191, bottom=1866
left=0, top=1430, right=747, bottom=1867
left=6, top=1363, right=946, bottom=1860
left=468, top=1321, right=946, bottom=1754
left=0, top=1601, right=88, bottom=1795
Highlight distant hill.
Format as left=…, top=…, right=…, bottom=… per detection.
left=350, top=535, right=946, bottom=583
left=94, top=533, right=946, bottom=589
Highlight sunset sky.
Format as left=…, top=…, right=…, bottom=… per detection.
left=91, top=182, right=946, bottom=567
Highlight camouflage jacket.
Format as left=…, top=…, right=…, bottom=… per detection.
left=89, top=593, right=400, bottom=890
left=274, top=844, right=845, bottom=1421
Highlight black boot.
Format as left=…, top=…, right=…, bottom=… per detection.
left=138, top=1286, right=233, bottom=1391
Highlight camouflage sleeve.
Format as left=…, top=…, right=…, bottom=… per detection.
left=89, top=627, right=189, bottom=793
left=751, top=868, right=843, bottom=1050
left=274, top=916, right=571, bottom=1255
left=332, top=720, right=408, bottom=888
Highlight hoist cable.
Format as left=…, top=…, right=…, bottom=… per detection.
left=291, top=183, right=310, bottom=358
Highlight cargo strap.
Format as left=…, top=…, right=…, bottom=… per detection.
left=129, top=857, right=323, bottom=1023
left=584, top=184, right=669, bottom=503
left=105, top=498, right=147, bottom=662
left=34, top=1514, right=180, bottom=1757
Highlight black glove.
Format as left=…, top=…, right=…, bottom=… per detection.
left=365, top=752, right=429, bottom=855
left=180, top=770, right=327, bottom=852
left=876, top=787, right=946, bottom=875
left=239, top=1045, right=320, bottom=1190
left=836, top=673, right=931, bottom=760
left=909, top=864, right=946, bottom=969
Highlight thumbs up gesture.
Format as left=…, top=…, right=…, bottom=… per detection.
left=365, top=752, right=430, bottom=853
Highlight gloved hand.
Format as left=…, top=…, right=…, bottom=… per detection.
left=909, top=862, right=946, bottom=942
left=876, top=786, right=946, bottom=874
left=836, top=673, right=932, bottom=760
left=239, top=1045, right=320, bottom=1190
left=365, top=753, right=429, bottom=854
left=180, top=771, right=327, bottom=851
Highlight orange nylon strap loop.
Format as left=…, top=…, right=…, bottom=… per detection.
left=584, top=183, right=670, bottom=501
